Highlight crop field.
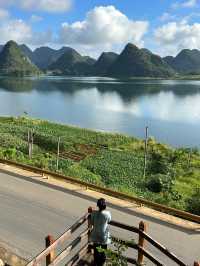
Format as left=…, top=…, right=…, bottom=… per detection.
left=0, top=116, right=200, bottom=215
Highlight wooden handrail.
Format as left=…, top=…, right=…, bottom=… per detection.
left=49, top=228, right=89, bottom=266
left=140, top=231, right=187, bottom=266
left=26, top=213, right=89, bottom=266
left=25, top=208, right=192, bottom=266
left=110, top=220, right=139, bottom=233
left=110, top=219, right=187, bottom=266
left=111, top=236, right=164, bottom=265
left=66, top=243, right=89, bottom=266
left=138, top=247, right=164, bottom=266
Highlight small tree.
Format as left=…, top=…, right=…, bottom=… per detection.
left=186, top=188, right=200, bottom=215
left=98, top=238, right=133, bottom=266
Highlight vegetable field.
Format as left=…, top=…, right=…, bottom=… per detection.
left=0, top=116, right=200, bottom=215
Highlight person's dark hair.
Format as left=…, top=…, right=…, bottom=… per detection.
left=97, top=198, right=106, bottom=211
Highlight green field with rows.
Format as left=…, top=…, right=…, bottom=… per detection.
left=0, top=116, right=200, bottom=215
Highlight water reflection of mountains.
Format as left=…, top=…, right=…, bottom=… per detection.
left=1, top=77, right=200, bottom=103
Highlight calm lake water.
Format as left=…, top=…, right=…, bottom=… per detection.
left=0, top=76, right=200, bottom=148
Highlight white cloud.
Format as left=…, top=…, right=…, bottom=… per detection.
left=0, top=18, right=52, bottom=46
left=154, top=20, right=200, bottom=56
left=31, top=29, right=53, bottom=45
left=159, top=12, right=176, bottom=22
left=59, top=6, right=149, bottom=49
left=0, top=8, right=9, bottom=19
left=0, top=0, right=72, bottom=13
left=0, top=4, right=148, bottom=57
left=30, top=15, right=43, bottom=23
left=0, top=0, right=14, bottom=7
left=182, top=0, right=197, bottom=7
left=0, top=19, right=32, bottom=44
left=19, top=0, right=72, bottom=13
left=172, top=0, right=197, bottom=9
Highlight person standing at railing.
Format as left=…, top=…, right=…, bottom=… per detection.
left=89, top=198, right=111, bottom=266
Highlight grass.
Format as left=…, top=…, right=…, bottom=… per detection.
left=0, top=116, right=200, bottom=214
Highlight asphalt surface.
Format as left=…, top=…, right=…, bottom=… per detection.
left=0, top=170, right=199, bottom=265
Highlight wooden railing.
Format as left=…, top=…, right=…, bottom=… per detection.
left=26, top=212, right=90, bottom=266
left=25, top=207, right=199, bottom=266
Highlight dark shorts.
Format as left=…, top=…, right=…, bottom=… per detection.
left=93, top=244, right=107, bottom=266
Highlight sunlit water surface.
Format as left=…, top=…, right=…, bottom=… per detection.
left=0, top=76, right=200, bottom=147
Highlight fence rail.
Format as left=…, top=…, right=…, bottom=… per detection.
left=25, top=207, right=199, bottom=266
left=1, top=157, right=200, bottom=224
left=26, top=213, right=89, bottom=266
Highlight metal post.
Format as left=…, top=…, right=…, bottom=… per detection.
left=45, top=235, right=55, bottom=266
left=28, top=130, right=30, bottom=158
left=31, top=130, right=34, bottom=155
left=56, top=137, right=60, bottom=171
left=137, top=221, right=146, bottom=265
left=187, top=148, right=192, bottom=169
left=143, top=126, right=149, bottom=179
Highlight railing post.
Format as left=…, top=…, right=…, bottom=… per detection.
left=194, top=262, right=200, bottom=266
left=137, top=221, right=146, bottom=265
left=88, top=207, right=93, bottom=228
left=88, top=207, right=93, bottom=253
left=45, top=235, right=55, bottom=266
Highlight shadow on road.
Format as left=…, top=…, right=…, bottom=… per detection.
left=1, top=169, right=200, bottom=236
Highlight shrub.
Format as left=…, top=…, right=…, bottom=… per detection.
left=146, top=174, right=175, bottom=193
left=148, top=151, right=171, bottom=175
left=186, top=188, right=200, bottom=215
left=3, top=148, right=17, bottom=160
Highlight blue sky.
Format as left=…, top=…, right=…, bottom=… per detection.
left=0, top=0, right=200, bottom=57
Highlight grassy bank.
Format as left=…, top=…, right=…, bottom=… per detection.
left=0, top=116, right=200, bottom=215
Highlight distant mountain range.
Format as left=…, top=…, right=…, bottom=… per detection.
left=163, top=49, right=200, bottom=74
left=1, top=40, right=200, bottom=77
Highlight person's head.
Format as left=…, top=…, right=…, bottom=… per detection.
left=97, top=198, right=106, bottom=211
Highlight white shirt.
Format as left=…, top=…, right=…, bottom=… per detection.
left=89, top=210, right=111, bottom=245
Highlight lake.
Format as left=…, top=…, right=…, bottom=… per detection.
left=0, top=76, right=200, bottom=148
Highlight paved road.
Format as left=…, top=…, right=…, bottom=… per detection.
left=0, top=170, right=199, bottom=266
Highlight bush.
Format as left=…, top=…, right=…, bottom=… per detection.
left=147, top=174, right=163, bottom=193
left=147, top=174, right=175, bottom=193
left=3, top=148, right=17, bottom=160
left=149, top=151, right=171, bottom=175
left=186, top=188, right=200, bottom=215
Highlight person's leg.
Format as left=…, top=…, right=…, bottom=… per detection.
left=93, top=244, right=107, bottom=266
left=100, top=244, right=107, bottom=265
left=93, top=244, right=101, bottom=266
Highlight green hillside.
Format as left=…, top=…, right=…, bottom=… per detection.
left=92, top=52, right=118, bottom=75
left=0, top=41, right=40, bottom=76
left=108, top=43, right=175, bottom=78
left=48, top=48, right=95, bottom=75
left=164, top=49, right=200, bottom=74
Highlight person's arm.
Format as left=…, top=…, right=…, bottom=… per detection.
left=89, top=212, right=94, bottom=230
left=107, top=211, right=111, bottom=223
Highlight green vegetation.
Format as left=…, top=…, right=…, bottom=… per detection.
left=92, top=52, right=118, bottom=76
left=98, top=239, right=130, bottom=266
left=0, top=41, right=40, bottom=76
left=0, top=116, right=200, bottom=215
left=107, top=43, right=175, bottom=78
left=3, top=40, right=200, bottom=78
left=163, top=49, right=200, bottom=74
left=48, top=48, right=95, bottom=75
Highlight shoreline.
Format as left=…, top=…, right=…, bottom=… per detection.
left=1, top=74, right=200, bottom=81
